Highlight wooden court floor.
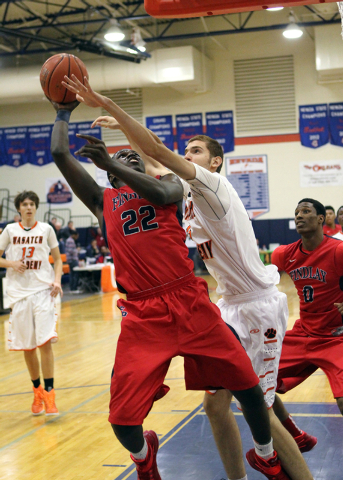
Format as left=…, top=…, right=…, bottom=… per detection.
left=0, top=274, right=341, bottom=480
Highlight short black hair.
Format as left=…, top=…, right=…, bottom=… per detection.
left=324, top=205, right=335, bottom=213
left=14, top=191, right=39, bottom=211
left=337, top=205, right=343, bottom=214
left=187, top=135, right=224, bottom=173
left=298, top=198, right=326, bottom=218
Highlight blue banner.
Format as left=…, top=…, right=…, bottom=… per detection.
left=3, top=127, right=29, bottom=167
left=299, top=104, right=329, bottom=148
left=329, top=103, right=343, bottom=147
left=28, top=125, right=53, bottom=166
left=176, top=113, right=203, bottom=154
left=0, top=129, right=5, bottom=166
left=146, top=115, right=174, bottom=151
left=69, top=122, right=102, bottom=163
left=206, top=111, right=234, bottom=153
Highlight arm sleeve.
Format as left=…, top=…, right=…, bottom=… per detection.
left=47, top=226, right=59, bottom=250
left=271, top=245, right=286, bottom=272
left=186, top=164, right=231, bottom=220
left=334, top=241, right=343, bottom=274
left=0, top=227, right=10, bottom=251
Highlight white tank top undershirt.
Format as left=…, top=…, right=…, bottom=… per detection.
left=182, top=164, right=279, bottom=297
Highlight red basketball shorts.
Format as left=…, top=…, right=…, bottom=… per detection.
left=277, top=321, right=343, bottom=399
left=109, top=276, right=259, bottom=425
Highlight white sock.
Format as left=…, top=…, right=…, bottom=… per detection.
left=253, top=438, right=274, bottom=460
left=131, top=439, right=148, bottom=460
left=228, top=476, right=248, bottom=480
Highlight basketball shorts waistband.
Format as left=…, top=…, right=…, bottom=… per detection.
left=222, top=286, right=280, bottom=306
left=126, top=272, right=196, bottom=301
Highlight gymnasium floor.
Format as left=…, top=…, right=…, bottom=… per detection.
left=0, top=273, right=341, bottom=480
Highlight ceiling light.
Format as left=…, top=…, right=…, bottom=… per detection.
left=283, top=13, right=303, bottom=39
left=127, top=48, right=138, bottom=55
left=104, top=20, right=125, bottom=42
left=267, top=6, right=284, bottom=11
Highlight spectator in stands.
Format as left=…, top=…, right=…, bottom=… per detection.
left=7, top=214, right=21, bottom=224
left=65, top=230, right=80, bottom=293
left=55, top=222, right=65, bottom=253
left=323, top=205, right=342, bottom=236
left=86, top=239, right=100, bottom=260
left=96, top=246, right=112, bottom=264
left=49, top=217, right=57, bottom=233
left=333, top=206, right=343, bottom=241
left=60, top=220, right=75, bottom=241
left=95, top=227, right=110, bottom=254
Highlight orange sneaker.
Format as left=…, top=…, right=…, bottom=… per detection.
left=32, top=385, right=45, bottom=416
left=43, top=388, right=59, bottom=415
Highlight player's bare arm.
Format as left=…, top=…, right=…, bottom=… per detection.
left=92, top=116, right=169, bottom=177
left=62, top=75, right=196, bottom=181
left=0, top=250, right=27, bottom=273
left=76, top=134, right=183, bottom=206
left=50, top=100, right=104, bottom=222
left=50, top=246, right=63, bottom=298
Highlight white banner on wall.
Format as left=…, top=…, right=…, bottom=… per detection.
left=45, top=178, right=73, bottom=207
left=300, top=160, right=343, bottom=187
left=96, top=168, right=111, bottom=188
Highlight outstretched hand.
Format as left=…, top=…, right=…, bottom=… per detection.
left=75, top=134, right=113, bottom=171
left=48, top=97, right=79, bottom=113
left=62, top=75, right=106, bottom=109
left=92, top=116, right=121, bottom=130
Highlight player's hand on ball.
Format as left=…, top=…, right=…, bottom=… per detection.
left=91, top=116, right=121, bottom=130
left=12, top=260, right=27, bottom=273
left=50, top=282, right=63, bottom=298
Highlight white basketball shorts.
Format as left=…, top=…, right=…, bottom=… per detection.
left=217, top=286, right=288, bottom=408
left=8, top=288, right=59, bottom=351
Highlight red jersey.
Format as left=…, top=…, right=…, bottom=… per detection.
left=272, top=236, right=343, bottom=337
left=323, top=224, right=342, bottom=236
left=103, top=186, right=194, bottom=295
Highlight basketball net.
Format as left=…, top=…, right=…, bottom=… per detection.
left=338, top=2, right=343, bottom=38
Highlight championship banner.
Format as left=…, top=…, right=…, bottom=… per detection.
left=45, top=178, right=73, bottom=206
left=225, top=154, right=269, bottom=219
left=69, top=122, right=102, bottom=163
left=176, top=113, right=203, bottom=154
left=329, top=103, right=343, bottom=147
left=28, top=125, right=53, bottom=166
left=299, top=104, right=329, bottom=149
left=3, top=127, right=29, bottom=167
left=146, top=115, right=174, bottom=151
left=0, top=129, right=5, bottom=166
left=206, top=111, right=234, bottom=153
left=300, top=160, right=343, bottom=187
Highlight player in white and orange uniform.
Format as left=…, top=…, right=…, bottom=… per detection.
left=0, top=191, right=62, bottom=416
left=66, top=74, right=314, bottom=480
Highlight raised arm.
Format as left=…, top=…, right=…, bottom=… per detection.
left=75, top=134, right=183, bottom=206
left=50, top=101, right=104, bottom=223
left=63, top=76, right=196, bottom=181
left=91, top=116, right=170, bottom=178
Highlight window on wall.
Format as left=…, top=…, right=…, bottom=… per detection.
left=234, top=55, right=296, bottom=135
left=100, top=88, right=143, bottom=146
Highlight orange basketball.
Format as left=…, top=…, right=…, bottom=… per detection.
left=40, top=53, right=88, bottom=104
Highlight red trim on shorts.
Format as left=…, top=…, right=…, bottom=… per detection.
left=264, top=340, right=277, bottom=344
left=126, top=272, right=195, bottom=300
left=263, top=386, right=275, bottom=395
left=264, top=357, right=276, bottom=361
left=19, top=221, right=38, bottom=231
left=259, top=371, right=274, bottom=378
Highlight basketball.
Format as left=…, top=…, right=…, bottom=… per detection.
left=40, top=53, right=88, bottom=104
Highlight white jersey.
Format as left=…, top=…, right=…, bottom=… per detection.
left=333, top=231, right=343, bottom=241
left=0, top=221, right=59, bottom=307
left=182, top=164, right=279, bottom=297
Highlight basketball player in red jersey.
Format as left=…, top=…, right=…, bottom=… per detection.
left=271, top=198, right=343, bottom=446
left=323, top=205, right=342, bottom=236
left=50, top=97, right=291, bottom=480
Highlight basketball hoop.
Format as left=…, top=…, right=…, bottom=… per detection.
left=338, top=2, right=343, bottom=38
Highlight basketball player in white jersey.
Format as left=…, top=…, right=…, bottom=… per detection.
left=0, top=191, right=62, bottom=416
left=62, top=76, right=314, bottom=480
